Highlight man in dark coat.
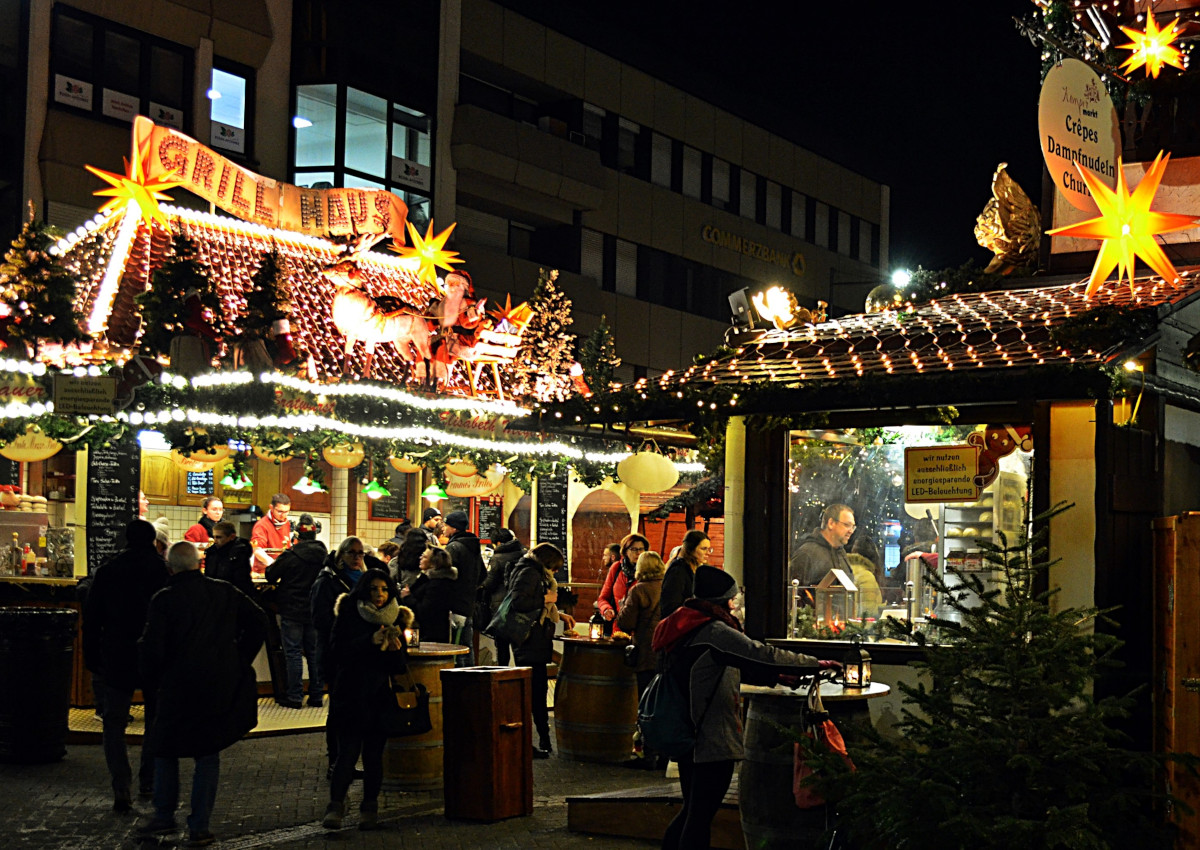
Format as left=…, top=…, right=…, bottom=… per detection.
left=479, top=528, right=525, bottom=665
left=444, top=510, right=483, bottom=664
left=203, top=520, right=255, bottom=598
left=137, top=541, right=266, bottom=845
left=788, top=503, right=855, bottom=590
left=81, top=519, right=168, bottom=811
left=265, top=513, right=327, bottom=708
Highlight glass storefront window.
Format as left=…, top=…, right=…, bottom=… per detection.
left=786, top=425, right=1033, bottom=642
left=345, top=87, right=387, bottom=178
left=295, top=84, right=337, bottom=167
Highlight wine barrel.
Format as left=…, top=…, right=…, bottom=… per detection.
left=0, top=607, right=77, bottom=764
left=740, top=691, right=827, bottom=848
left=553, top=638, right=638, bottom=762
left=383, top=642, right=466, bottom=789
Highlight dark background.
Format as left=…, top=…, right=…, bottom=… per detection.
left=500, top=0, right=1044, bottom=274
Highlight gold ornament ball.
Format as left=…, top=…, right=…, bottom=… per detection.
left=865, top=283, right=906, bottom=313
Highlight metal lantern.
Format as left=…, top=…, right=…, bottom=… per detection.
left=843, top=634, right=872, bottom=689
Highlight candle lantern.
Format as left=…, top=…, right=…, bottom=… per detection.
left=403, top=628, right=420, bottom=648
left=588, top=610, right=605, bottom=640
left=843, top=634, right=872, bottom=689
left=814, top=569, right=858, bottom=631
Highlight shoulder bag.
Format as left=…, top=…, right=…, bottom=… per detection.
left=482, top=589, right=537, bottom=645
left=383, top=668, right=432, bottom=738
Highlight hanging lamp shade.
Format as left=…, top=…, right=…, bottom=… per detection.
left=444, top=457, right=478, bottom=478
left=323, top=442, right=365, bottom=469
left=362, top=480, right=391, bottom=500
left=616, top=442, right=678, bottom=493
left=253, top=445, right=293, bottom=464
left=389, top=454, right=423, bottom=474
left=421, top=483, right=449, bottom=502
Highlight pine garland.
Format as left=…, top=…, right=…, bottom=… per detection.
left=0, top=217, right=89, bottom=357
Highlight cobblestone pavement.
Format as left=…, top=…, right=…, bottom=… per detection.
left=0, top=732, right=667, bottom=849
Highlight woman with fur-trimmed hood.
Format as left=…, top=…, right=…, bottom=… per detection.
left=323, top=568, right=412, bottom=831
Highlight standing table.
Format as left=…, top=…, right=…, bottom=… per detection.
left=382, top=642, right=468, bottom=789
left=554, top=635, right=638, bottom=762
left=740, top=681, right=890, bottom=849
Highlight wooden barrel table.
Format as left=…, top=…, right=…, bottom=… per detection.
left=739, top=681, right=890, bottom=848
left=553, top=635, right=638, bottom=762
left=383, top=642, right=467, bottom=790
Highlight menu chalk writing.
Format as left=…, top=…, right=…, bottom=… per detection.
left=367, top=466, right=410, bottom=522
left=535, top=470, right=569, bottom=569
left=0, top=457, right=19, bottom=488
left=86, top=440, right=141, bottom=573
left=478, top=499, right=503, bottom=543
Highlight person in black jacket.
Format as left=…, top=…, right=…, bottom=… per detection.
left=659, top=530, right=713, bottom=619
left=136, top=541, right=266, bottom=846
left=479, top=528, right=524, bottom=665
left=266, top=513, right=328, bottom=708
left=82, top=519, right=169, bottom=812
left=401, top=545, right=457, bottom=643
left=322, top=568, right=412, bottom=831
left=203, top=521, right=255, bottom=598
left=443, top=511, right=483, bottom=663
left=507, top=543, right=576, bottom=758
left=310, top=536, right=368, bottom=777
left=390, top=527, right=429, bottom=590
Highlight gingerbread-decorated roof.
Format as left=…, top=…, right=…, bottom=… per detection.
left=56, top=204, right=484, bottom=392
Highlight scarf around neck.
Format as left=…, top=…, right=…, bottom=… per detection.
left=620, top=557, right=636, bottom=582
left=357, top=597, right=400, bottom=626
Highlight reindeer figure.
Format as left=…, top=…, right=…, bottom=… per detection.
left=324, top=244, right=433, bottom=380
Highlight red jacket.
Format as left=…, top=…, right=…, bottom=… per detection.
left=597, top=560, right=635, bottom=619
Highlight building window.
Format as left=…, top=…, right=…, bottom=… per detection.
left=582, top=102, right=605, bottom=150
left=837, top=211, right=852, bottom=256
left=860, top=221, right=876, bottom=266
left=617, top=117, right=640, bottom=175
left=51, top=7, right=191, bottom=130
left=765, top=180, right=782, bottom=231
left=292, top=84, right=433, bottom=229
left=209, top=61, right=253, bottom=157
left=739, top=169, right=756, bottom=220
left=682, top=145, right=702, bottom=200
left=581, top=228, right=604, bottom=285
left=650, top=132, right=672, bottom=189
left=814, top=201, right=830, bottom=249
left=509, top=222, right=534, bottom=260
left=615, top=238, right=638, bottom=297
left=790, top=192, right=806, bottom=240
left=712, top=158, right=731, bottom=210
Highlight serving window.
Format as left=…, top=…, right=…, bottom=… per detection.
left=785, top=425, right=1033, bottom=641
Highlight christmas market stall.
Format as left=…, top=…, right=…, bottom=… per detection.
left=0, top=117, right=701, bottom=708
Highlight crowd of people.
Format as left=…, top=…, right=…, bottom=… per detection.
left=82, top=490, right=819, bottom=849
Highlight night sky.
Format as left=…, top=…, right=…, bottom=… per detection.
left=501, top=0, right=1045, bottom=275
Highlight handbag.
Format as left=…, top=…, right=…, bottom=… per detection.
left=482, top=590, right=537, bottom=645
left=383, top=669, right=432, bottom=738
left=793, top=677, right=855, bottom=808
left=623, top=643, right=640, bottom=668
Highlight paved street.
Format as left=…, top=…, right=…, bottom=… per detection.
left=0, top=731, right=668, bottom=849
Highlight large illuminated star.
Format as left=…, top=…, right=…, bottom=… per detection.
left=84, top=134, right=182, bottom=231
left=1047, top=151, right=1198, bottom=297
left=392, top=220, right=463, bottom=287
left=1118, top=14, right=1185, bottom=78
left=489, top=294, right=533, bottom=333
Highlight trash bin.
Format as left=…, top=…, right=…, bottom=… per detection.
left=0, top=607, right=78, bottom=764
left=440, top=666, right=533, bottom=820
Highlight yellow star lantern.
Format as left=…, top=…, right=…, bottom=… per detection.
left=1047, top=151, right=1198, bottom=297
left=84, top=134, right=182, bottom=231
left=490, top=294, right=534, bottom=333
left=1118, top=14, right=1185, bottom=78
left=392, top=220, right=463, bottom=288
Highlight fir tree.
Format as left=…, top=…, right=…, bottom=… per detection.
left=137, top=234, right=226, bottom=358
left=577, top=313, right=620, bottom=396
left=801, top=503, right=1177, bottom=849
left=236, top=249, right=290, bottom=339
left=0, top=216, right=88, bottom=357
left=505, top=268, right=575, bottom=401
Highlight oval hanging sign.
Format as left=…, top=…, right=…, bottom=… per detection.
left=0, top=426, right=63, bottom=462
left=1038, top=59, right=1120, bottom=213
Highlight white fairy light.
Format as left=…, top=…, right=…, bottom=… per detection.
left=88, top=202, right=141, bottom=334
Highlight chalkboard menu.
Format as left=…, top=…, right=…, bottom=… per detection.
left=185, top=469, right=214, bottom=496
left=478, top=499, right=503, bottom=543
left=367, top=466, right=410, bottom=522
left=0, top=457, right=18, bottom=488
left=535, top=470, right=569, bottom=569
left=86, top=440, right=141, bottom=574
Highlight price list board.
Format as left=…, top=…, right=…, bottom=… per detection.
left=478, top=499, right=503, bottom=543
left=535, top=470, right=569, bottom=570
left=85, top=440, right=141, bottom=574
left=367, top=466, right=410, bottom=522
left=186, top=469, right=214, bottom=496
left=0, top=457, right=19, bottom=488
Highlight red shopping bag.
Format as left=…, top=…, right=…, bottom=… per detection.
left=793, top=680, right=855, bottom=809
